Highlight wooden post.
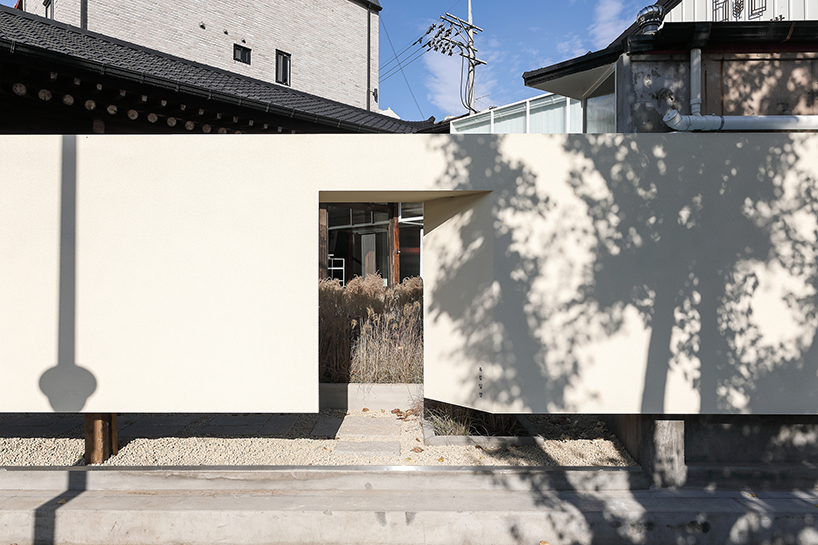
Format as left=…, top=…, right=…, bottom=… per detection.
left=319, top=204, right=329, bottom=281
left=84, top=413, right=117, bottom=464
left=388, top=203, right=400, bottom=287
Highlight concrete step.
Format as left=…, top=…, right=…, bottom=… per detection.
left=686, top=462, right=818, bottom=490
left=0, top=466, right=650, bottom=492
left=1, top=486, right=817, bottom=545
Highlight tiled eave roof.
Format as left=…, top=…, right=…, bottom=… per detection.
left=0, top=5, right=433, bottom=134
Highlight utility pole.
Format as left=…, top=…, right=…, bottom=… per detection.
left=466, top=0, right=476, bottom=114
left=424, top=0, right=485, bottom=114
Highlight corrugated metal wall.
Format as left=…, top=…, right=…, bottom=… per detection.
left=665, top=0, right=818, bottom=22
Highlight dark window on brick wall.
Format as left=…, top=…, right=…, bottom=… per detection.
left=234, top=44, right=251, bottom=64
left=276, top=50, right=291, bottom=86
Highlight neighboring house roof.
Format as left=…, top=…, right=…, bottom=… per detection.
left=0, top=5, right=433, bottom=134
left=607, top=0, right=683, bottom=46
left=523, top=17, right=818, bottom=99
left=356, top=0, right=383, bottom=12
left=521, top=0, right=683, bottom=99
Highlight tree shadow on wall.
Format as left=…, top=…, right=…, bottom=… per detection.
left=561, top=133, right=818, bottom=415
left=426, top=132, right=818, bottom=543
left=428, top=132, right=818, bottom=415
left=425, top=134, right=590, bottom=413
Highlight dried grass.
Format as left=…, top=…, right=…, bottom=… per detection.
left=319, top=275, right=423, bottom=383
left=424, top=399, right=525, bottom=436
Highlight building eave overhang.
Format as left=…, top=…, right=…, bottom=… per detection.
left=522, top=44, right=622, bottom=100
left=0, top=5, right=432, bottom=134
left=351, top=0, right=383, bottom=12
left=0, top=38, right=391, bottom=133
left=523, top=20, right=818, bottom=100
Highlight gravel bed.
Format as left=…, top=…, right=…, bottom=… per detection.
left=0, top=410, right=635, bottom=467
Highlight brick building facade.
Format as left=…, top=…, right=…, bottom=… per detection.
left=20, top=0, right=380, bottom=110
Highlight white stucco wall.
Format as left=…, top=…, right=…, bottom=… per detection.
left=2, top=133, right=818, bottom=414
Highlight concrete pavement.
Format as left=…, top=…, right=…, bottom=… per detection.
left=1, top=466, right=818, bottom=544
left=1, top=412, right=818, bottom=544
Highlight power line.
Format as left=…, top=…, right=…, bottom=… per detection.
left=377, top=0, right=463, bottom=72
left=380, top=15, right=425, bottom=119
left=379, top=47, right=428, bottom=83
left=379, top=37, right=422, bottom=72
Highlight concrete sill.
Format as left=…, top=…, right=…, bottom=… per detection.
left=421, top=416, right=542, bottom=447
left=319, top=383, right=422, bottom=411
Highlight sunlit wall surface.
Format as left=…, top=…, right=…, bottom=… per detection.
left=2, top=134, right=817, bottom=415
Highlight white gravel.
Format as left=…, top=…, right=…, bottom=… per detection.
left=0, top=410, right=635, bottom=467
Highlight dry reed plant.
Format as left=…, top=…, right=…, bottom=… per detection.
left=350, top=302, right=423, bottom=383
left=424, top=399, right=524, bottom=436
left=319, top=275, right=423, bottom=383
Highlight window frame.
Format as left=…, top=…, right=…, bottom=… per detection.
left=233, top=44, right=252, bottom=65
left=276, top=50, right=291, bottom=86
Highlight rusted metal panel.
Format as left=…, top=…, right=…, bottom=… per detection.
left=704, top=54, right=818, bottom=115
left=84, top=413, right=117, bottom=464
left=319, top=204, right=328, bottom=281
left=388, top=203, right=400, bottom=286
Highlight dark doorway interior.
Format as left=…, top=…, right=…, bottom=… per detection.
left=319, top=202, right=423, bottom=286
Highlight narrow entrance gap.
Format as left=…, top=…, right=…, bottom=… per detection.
left=318, top=201, right=424, bottom=386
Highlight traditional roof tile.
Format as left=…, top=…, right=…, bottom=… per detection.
left=0, top=5, right=435, bottom=133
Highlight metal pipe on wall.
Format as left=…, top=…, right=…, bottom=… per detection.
left=664, top=47, right=818, bottom=131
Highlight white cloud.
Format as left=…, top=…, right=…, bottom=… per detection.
left=557, top=35, right=588, bottom=59
left=588, top=0, right=637, bottom=50
left=423, top=53, right=468, bottom=116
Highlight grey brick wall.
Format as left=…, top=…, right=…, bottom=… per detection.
left=24, top=0, right=379, bottom=110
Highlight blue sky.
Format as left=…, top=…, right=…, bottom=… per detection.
left=377, top=0, right=646, bottom=121
left=0, top=0, right=647, bottom=122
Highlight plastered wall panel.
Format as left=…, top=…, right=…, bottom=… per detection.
left=71, top=136, right=316, bottom=412
left=0, top=137, right=62, bottom=411
left=2, top=134, right=818, bottom=414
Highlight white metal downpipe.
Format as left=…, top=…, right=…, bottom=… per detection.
left=664, top=47, right=818, bottom=132
left=690, top=48, right=702, bottom=116
left=663, top=110, right=818, bottom=131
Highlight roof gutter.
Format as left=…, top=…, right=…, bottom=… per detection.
left=0, top=36, right=413, bottom=134
left=664, top=47, right=818, bottom=132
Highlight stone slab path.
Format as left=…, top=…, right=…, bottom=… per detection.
left=310, top=414, right=402, bottom=457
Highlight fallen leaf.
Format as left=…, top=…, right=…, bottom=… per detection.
left=381, top=409, right=385, bottom=413
left=749, top=493, right=757, bottom=498
left=391, top=408, right=400, bottom=414
left=415, top=438, right=421, bottom=442
left=362, top=408, right=369, bottom=412
left=475, top=445, right=483, bottom=450
left=57, top=499, right=67, bottom=504
left=411, top=447, right=423, bottom=453
left=438, top=457, right=444, bottom=462
left=405, top=458, right=411, bottom=461
left=540, top=542, right=551, bottom=545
